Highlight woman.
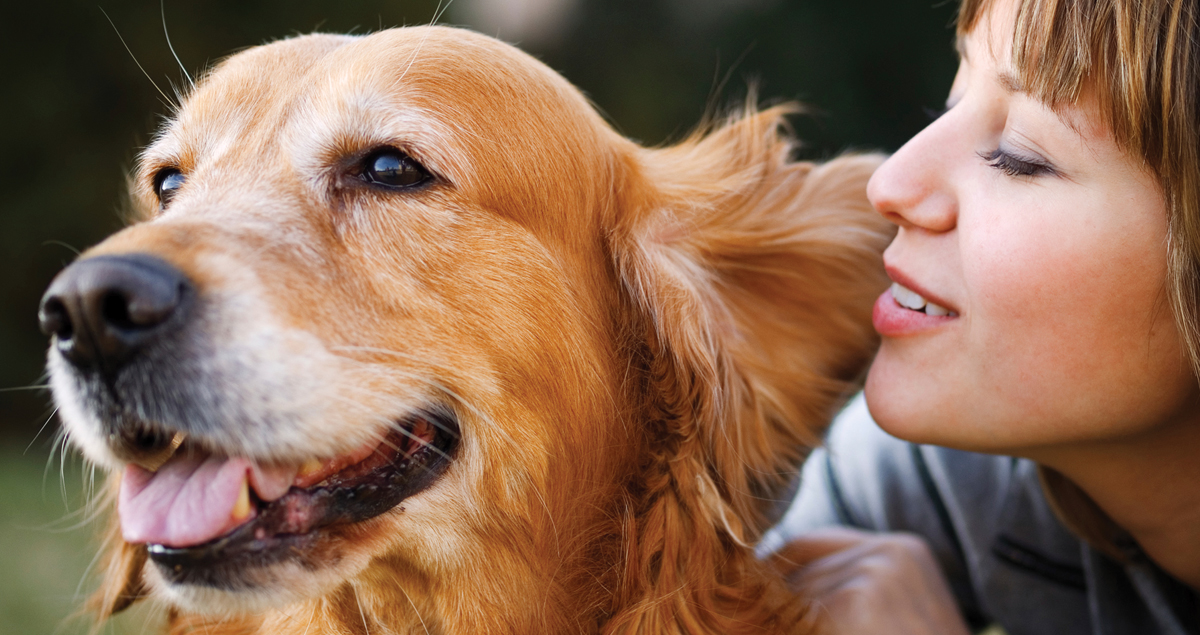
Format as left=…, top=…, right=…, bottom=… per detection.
left=764, top=0, right=1200, bottom=633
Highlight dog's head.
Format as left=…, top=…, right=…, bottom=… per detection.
left=42, top=26, right=891, bottom=633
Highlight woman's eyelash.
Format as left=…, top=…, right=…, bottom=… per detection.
left=979, top=148, right=1057, bottom=178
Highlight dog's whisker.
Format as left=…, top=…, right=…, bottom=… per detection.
left=399, top=583, right=432, bottom=635
left=46, top=442, right=121, bottom=529
left=530, top=481, right=562, bottom=562
left=24, top=406, right=59, bottom=455
left=328, top=344, right=440, bottom=366
left=352, top=584, right=370, bottom=635
left=137, top=603, right=156, bottom=635
left=0, top=383, right=51, bottom=392
left=86, top=463, right=97, bottom=511
left=57, top=432, right=71, bottom=510
left=299, top=602, right=317, bottom=635
left=430, top=0, right=454, bottom=25
left=328, top=347, right=505, bottom=443
left=72, top=533, right=110, bottom=604
left=41, top=429, right=63, bottom=500
left=99, top=8, right=177, bottom=110
left=395, top=0, right=454, bottom=87
left=382, top=420, right=453, bottom=463
left=328, top=347, right=493, bottom=427
left=77, top=470, right=115, bottom=528
left=41, top=239, right=82, bottom=257
left=160, top=0, right=194, bottom=90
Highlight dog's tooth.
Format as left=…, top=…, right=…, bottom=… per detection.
left=231, top=477, right=253, bottom=522
left=297, top=458, right=324, bottom=480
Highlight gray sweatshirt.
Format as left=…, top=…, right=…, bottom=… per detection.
left=760, top=395, right=1198, bottom=635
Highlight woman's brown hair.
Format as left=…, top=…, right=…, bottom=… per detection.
left=957, top=0, right=1200, bottom=556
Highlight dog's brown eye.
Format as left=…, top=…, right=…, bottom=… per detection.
left=154, top=169, right=186, bottom=206
left=359, top=149, right=431, bottom=189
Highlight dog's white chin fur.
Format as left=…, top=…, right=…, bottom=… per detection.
left=48, top=355, right=124, bottom=471
left=146, top=556, right=368, bottom=615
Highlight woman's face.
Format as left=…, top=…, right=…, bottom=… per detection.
left=864, top=0, right=1198, bottom=455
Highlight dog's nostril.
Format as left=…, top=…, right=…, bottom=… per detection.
left=38, top=296, right=73, bottom=339
left=102, top=282, right=186, bottom=332
left=101, top=291, right=136, bottom=331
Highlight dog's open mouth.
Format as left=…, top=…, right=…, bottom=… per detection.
left=117, top=409, right=459, bottom=587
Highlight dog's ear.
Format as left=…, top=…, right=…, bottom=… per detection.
left=87, top=477, right=148, bottom=622
left=611, top=105, right=893, bottom=541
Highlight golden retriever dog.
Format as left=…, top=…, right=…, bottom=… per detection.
left=39, top=26, right=891, bottom=634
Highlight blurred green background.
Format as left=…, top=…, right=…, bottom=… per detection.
left=0, top=0, right=958, bottom=632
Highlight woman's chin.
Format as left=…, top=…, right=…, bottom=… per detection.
left=864, top=357, right=956, bottom=448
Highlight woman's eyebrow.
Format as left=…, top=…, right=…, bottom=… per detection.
left=997, top=70, right=1024, bottom=94
left=997, top=69, right=1091, bottom=137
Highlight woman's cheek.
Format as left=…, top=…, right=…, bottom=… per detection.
left=965, top=195, right=1183, bottom=438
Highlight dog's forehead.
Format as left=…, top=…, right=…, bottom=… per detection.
left=133, top=26, right=625, bottom=240
left=147, top=34, right=354, bottom=161
left=148, top=27, right=605, bottom=186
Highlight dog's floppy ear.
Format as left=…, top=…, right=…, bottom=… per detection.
left=87, top=477, right=148, bottom=622
left=611, top=105, right=893, bottom=541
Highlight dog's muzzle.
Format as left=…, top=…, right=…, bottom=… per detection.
left=40, top=253, right=195, bottom=465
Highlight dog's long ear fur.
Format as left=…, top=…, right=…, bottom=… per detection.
left=607, top=105, right=893, bottom=633
left=88, top=477, right=148, bottom=626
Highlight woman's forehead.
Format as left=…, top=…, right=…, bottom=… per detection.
left=954, top=0, right=1109, bottom=142
left=955, top=0, right=1016, bottom=66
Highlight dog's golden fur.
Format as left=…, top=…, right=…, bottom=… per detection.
left=57, top=26, right=892, bottom=634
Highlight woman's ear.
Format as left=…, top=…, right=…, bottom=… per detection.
left=611, top=105, right=893, bottom=540
left=88, top=476, right=148, bottom=621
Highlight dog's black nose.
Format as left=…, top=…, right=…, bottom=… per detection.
left=39, top=254, right=193, bottom=370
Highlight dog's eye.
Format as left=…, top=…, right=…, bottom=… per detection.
left=359, top=149, right=431, bottom=189
left=154, top=169, right=186, bottom=206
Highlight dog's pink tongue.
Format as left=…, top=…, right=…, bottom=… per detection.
left=118, top=453, right=296, bottom=547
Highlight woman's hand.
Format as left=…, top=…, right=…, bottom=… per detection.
left=771, top=527, right=972, bottom=635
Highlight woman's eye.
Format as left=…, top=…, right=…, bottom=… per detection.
left=359, top=149, right=432, bottom=189
left=980, top=148, right=1057, bottom=178
left=154, top=169, right=187, bottom=206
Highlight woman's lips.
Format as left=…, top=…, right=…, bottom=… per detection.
left=873, top=286, right=958, bottom=336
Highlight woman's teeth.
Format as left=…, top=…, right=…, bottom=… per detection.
left=891, top=282, right=956, bottom=317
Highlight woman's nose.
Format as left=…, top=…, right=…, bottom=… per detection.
left=867, top=116, right=959, bottom=234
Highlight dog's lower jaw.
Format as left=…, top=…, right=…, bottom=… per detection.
left=153, top=490, right=808, bottom=635
left=143, top=528, right=385, bottom=619
left=157, top=504, right=622, bottom=634
left=152, top=432, right=809, bottom=635
left=152, top=567, right=341, bottom=618
left=162, top=555, right=593, bottom=635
